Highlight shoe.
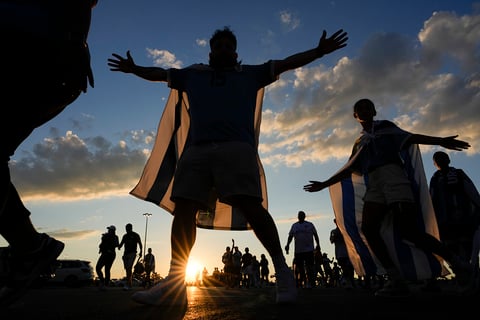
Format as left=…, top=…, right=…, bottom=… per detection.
left=275, top=269, right=297, bottom=304
left=123, top=285, right=131, bottom=291
left=374, top=279, right=410, bottom=297
left=0, top=234, right=64, bottom=307
left=131, top=277, right=187, bottom=306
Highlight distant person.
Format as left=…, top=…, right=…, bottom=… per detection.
left=232, top=246, right=243, bottom=288
left=0, top=0, right=97, bottom=307
left=241, top=247, right=253, bottom=288
left=109, top=25, right=347, bottom=306
left=313, top=245, right=326, bottom=287
left=330, top=219, right=355, bottom=288
left=221, top=246, right=234, bottom=288
left=285, top=211, right=320, bottom=289
left=144, top=248, right=156, bottom=288
left=260, top=253, right=270, bottom=287
left=304, top=98, right=472, bottom=297
left=119, top=223, right=142, bottom=291
left=96, top=226, right=120, bottom=291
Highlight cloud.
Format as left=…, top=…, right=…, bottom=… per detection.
left=146, top=48, right=183, bottom=68
left=279, top=10, right=300, bottom=31
left=10, top=130, right=152, bottom=201
left=260, top=10, right=480, bottom=168
left=9, top=10, right=480, bottom=202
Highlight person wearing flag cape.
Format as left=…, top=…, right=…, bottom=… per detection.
left=304, top=98, right=472, bottom=297
left=108, top=26, right=348, bottom=306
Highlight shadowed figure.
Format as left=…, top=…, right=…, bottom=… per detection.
left=0, top=0, right=97, bottom=307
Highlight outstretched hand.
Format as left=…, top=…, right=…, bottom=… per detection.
left=108, top=50, right=136, bottom=73
left=317, top=29, right=348, bottom=55
left=303, top=180, right=328, bottom=193
left=440, top=135, right=471, bottom=151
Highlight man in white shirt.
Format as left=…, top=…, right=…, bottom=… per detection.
left=285, top=211, right=320, bottom=288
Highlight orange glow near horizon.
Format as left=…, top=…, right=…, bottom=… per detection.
left=186, top=259, right=203, bottom=283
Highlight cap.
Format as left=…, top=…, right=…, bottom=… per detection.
left=107, top=225, right=116, bottom=231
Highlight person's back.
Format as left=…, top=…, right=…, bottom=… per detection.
left=430, top=151, right=480, bottom=260
left=285, top=211, right=320, bottom=288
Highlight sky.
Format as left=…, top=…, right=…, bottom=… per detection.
left=2, top=0, right=479, bottom=282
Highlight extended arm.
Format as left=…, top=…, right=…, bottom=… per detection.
left=273, top=29, right=348, bottom=76
left=108, top=50, right=168, bottom=82
left=303, top=167, right=352, bottom=193
left=407, top=134, right=470, bottom=151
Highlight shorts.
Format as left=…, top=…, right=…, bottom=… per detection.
left=122, top=252, right=137, bottom=270
left=171, top=141, right=262, bottom=208
left=363, top=163, right=415, bottom=205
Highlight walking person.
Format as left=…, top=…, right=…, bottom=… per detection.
left=144, top=248, right=156, bottom=288
left=285, top=211, right=320, bottom=288
left=0, top=0, right=97, bottom=307
left=108, top=25, right=347, bottom=306
left=118, top=223, right=142, bottom=291
left=96, top=225, right=119, bottom=291
left=304, top=98, right=473, bottom=297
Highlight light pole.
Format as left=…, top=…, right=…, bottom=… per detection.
left=142, top=213, right=152, bottom=261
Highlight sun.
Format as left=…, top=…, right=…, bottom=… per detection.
left=185, top=259, right=202, bottom=283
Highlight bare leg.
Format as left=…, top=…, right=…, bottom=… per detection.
left=168, top=199, right=198, bottom=281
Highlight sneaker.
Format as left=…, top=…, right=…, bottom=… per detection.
left=275, top=269, right=297, bottom=304
left=131, top=277, right=187, bottom=306
left=123, top=285, right=131, bottom=291
left=0, top=234, right=64, bottom=307
left=374, top=279, right=410, bottom=297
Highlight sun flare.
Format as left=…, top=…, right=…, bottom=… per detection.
left=186, top=259, right=203, bottom=283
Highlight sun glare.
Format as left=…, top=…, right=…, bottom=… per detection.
left=186, top=259, right=203, bottom=284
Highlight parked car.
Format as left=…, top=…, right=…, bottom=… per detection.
left=48, top=259, right=94, bottom=287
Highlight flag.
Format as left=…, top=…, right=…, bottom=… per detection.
left=328, top=144, right=447, bottom=280
left=130, top=81, right=267, bottom=231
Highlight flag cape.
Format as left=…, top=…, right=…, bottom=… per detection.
left=130, top=86, right=268, bottom=231
left=328, top=139, right=447, bottom=280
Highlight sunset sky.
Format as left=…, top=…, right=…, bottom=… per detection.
left=2, top=0, right=479, bottom=281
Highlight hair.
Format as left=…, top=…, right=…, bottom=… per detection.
left=433, top=151, right=450, bottom=166
left=353, top=98, right=376, bottom=114
left=209, top=26, right=237, bottom=50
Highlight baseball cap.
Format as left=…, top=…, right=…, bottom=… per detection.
left=107, top=225, right=116, bottom=231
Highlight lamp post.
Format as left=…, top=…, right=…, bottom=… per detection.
left=142, top=213, right=152, bottom=260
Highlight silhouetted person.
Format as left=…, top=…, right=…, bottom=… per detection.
left=285, top=211, right=320, bottom=288
left=0, top=0, right=97, bottom=307
left=144, top=248, right=156, bottom=288
left=109, top=25, right=347, bottom=306
left=96, top=225, right=119, bottom=290
left=304, top=98, right=472, bottom=297
left=119, top=223, right=142, bottom=290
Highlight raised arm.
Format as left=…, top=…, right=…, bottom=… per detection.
left=273, top=29, right=348, bottom=76
left=108, top=50, right=168, bottom=82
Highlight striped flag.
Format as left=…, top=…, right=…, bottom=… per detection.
left=130, top=85, right=267, bottom=231
left=328, top=144, right=448, bottom=280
